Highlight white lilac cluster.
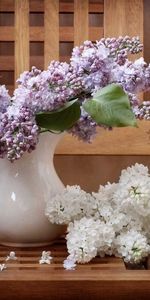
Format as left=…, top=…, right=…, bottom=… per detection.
left=45, top=185, right=96, bottom=224
left=46, top=163, right=150, bottom=265
left=67, top=217, right=116, bottom=263
left=113, top=163, right=150, bottom=217
left=114, top=230, right=150, bottom=264
left=0, top=37, right=150, bottom=161
left=67, top=218, right=102, bottom=263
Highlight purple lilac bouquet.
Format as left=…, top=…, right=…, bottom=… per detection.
left=0, top=36, right=150, bottom=162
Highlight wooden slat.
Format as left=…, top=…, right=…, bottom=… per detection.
left=30, top=56, right=44, bottom=69
left=0, top=56, right=71, bottom=70
left=14, top=0, right=29, bottom=82
left=55, top=121, right=150, bottom=155
left=0, top=0, right=104, bottom=13
left=0, top=56, right=14, bottom=70
left=60, top=26, right=74, bottom=42
left=0, top=240, right=150, bottom=300
left=60, top=2, right=104, bottom=13
left=74, top=0, right=89, bottom=46
left=0, top=26, right=103, bottom=42
left=89, top=27, right=103, bottom=41
left=44, top=0, right=59, bottom=67
left=0, top=27, right=20, bottom=41
left=89, top=3, right=104, bottom=13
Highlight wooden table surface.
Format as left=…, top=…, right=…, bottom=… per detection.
left=0, top=237, right=150, bottom=300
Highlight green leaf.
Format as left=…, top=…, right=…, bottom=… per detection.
left=83, top=83, right=137, bottom=127
left=35, top=99, right=81, bottom=131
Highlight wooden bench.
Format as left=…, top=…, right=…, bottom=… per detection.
left=0, top=237, right=150, bottom=300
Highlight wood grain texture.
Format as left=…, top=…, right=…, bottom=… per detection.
left=55, top=121, right=150, bottom=155
left=74, top=0, right=89, bottom=46
left=0, top=238, right=150, bottom=300
left=54, top=155, right=150, bottom=192
left=0, top=56, right=72, bottom=71
left=0, top=0, right=104, bottom=13
left=104, top=0, right=143, bottom=52
left=44, top=0, right=59, bottom=66
left=0, top=26, right=103, bottom=42
left=14, top=0, right=29, bottom=82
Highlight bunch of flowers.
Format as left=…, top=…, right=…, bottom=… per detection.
left=45, top=163, right=150, bottom=267
left=0, top=36, right=150, bottom=161
left=45, top=185, right=96, bottom=224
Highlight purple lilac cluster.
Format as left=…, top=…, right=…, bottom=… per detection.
left=100, top=36, right=143, bottom=65
left=15, top=62, right=83, bottom=113
left=68, top=108, right=97, bottom=143
left=112, top=58, right=150, bottom=94
left=0, top=85, right=11, bottom=114
left=0, top=36, right=150, bottom=161
left=69, top=37, right=150, bottom=141
left=70, top=37, right=143, bottom=94
left=134, top=101, right=150, bottom=120
left=0, top=106, right=39, bottom=161
left=71, top=40, right=111, bottom=93
left=0, top=62, right=83, bottom=161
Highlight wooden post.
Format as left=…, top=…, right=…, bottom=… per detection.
left=15, top=0, right=29, bottom=84
left=44, top=0, right=59, bottom=68
left=74, top=0, right=89, bottom=46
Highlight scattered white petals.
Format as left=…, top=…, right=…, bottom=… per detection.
left=0, top=264, right=6, bottom=272
left=63, top=257, right=76, bottom=270
left=39, top=251, right=53, bottom=265
left=6, top=251, right=17, bottom=261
